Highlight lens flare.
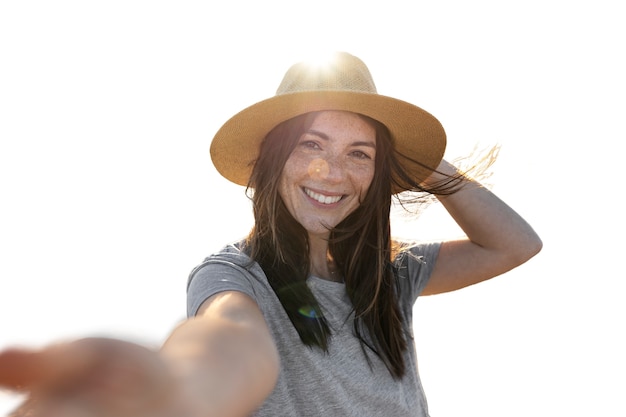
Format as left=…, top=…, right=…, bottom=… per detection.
left=298, top=305, right=321, bottom=319
left=307, top=158, right=329, bottom=179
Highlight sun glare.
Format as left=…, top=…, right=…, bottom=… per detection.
left=301, top=50, right=340, bottom=71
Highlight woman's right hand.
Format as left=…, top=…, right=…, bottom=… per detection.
left=0, top=337, right=184, bottom=417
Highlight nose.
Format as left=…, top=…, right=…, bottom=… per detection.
left=307, top=157, right=344, bottom=182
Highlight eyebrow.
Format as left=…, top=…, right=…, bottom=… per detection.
left=306, top=129, right=376, bottom=148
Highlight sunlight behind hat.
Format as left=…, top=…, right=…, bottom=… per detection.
left=300, top=51, right=339, bottom=72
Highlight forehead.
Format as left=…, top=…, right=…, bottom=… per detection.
left=308, top=111, right=377, bottom=141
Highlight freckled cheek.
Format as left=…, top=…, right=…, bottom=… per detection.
left=283, top=155, right=316, bottom=180
left=277, top=172, right=292, bottom=198
left=277, top=164, right=303, bottom=214
left=352, top=168, right=376, bottom=196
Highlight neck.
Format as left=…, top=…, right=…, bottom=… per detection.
left=308, top=234, right=342, bottom=282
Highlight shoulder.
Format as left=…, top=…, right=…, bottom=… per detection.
left=394, top=240, right=442, bottom=272
left=393, top=240, right=442, bottom=302
left=186, top=241, right=272, bottom=317
left=187, top=242, right=255, bottom=286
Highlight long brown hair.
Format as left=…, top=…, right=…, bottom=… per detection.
left=245, top=111, right=460, bottom=379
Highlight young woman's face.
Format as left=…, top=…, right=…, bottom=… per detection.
left=278, top=110, right=377, bottom=239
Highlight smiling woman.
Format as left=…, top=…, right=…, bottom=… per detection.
left=0, top=52, right=542, bottom=417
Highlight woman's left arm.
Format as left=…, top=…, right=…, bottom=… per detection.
left=422, top=159, right=543, bottom=295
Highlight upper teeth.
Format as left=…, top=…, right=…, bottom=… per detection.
left=305, top=188, right=342, bottom=204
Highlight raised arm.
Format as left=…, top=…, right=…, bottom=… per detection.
left=422, top=159, right=543, bottom=295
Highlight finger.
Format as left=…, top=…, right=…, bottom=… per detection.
left=0, top=348, right=38, bottom=390
left=2, top=338, right=175, bottom=416
left=0, top=341, right=99, bottom=392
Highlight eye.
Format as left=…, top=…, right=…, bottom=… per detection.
left=299, top=140, right=321, bottom=150
left=350, top=150, right=373, bottom=160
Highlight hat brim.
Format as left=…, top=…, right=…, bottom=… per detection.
left=210, top=91, right=446, bottom=193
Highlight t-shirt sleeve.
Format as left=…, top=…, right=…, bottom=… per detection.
left=186, top=257, right=258, bottom=318
left=394, top=241, right=442, bottom=305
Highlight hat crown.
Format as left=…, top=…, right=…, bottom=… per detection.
left=276, top=52, right=378, bottom=96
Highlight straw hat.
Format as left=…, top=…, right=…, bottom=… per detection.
left=210, top=52, right=446, bottom=193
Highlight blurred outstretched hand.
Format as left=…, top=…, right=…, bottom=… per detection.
left=0, top=338, right=177, bottom=417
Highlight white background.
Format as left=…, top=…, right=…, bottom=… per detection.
left=1, top=1, right=624, bottom=415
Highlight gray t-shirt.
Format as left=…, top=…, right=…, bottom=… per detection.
left=187, top=241, right=441, bottom=416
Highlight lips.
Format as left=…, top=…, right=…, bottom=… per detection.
left=304, top=187, right=343, bottom=204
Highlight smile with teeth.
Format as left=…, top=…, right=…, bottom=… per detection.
left=304, top=188, right=343, bottom=205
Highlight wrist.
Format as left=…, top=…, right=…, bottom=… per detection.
left=421, top=159, right=462, bottom=187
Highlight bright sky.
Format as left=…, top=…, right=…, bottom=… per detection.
left=1, top=1, right=624, bottom=416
